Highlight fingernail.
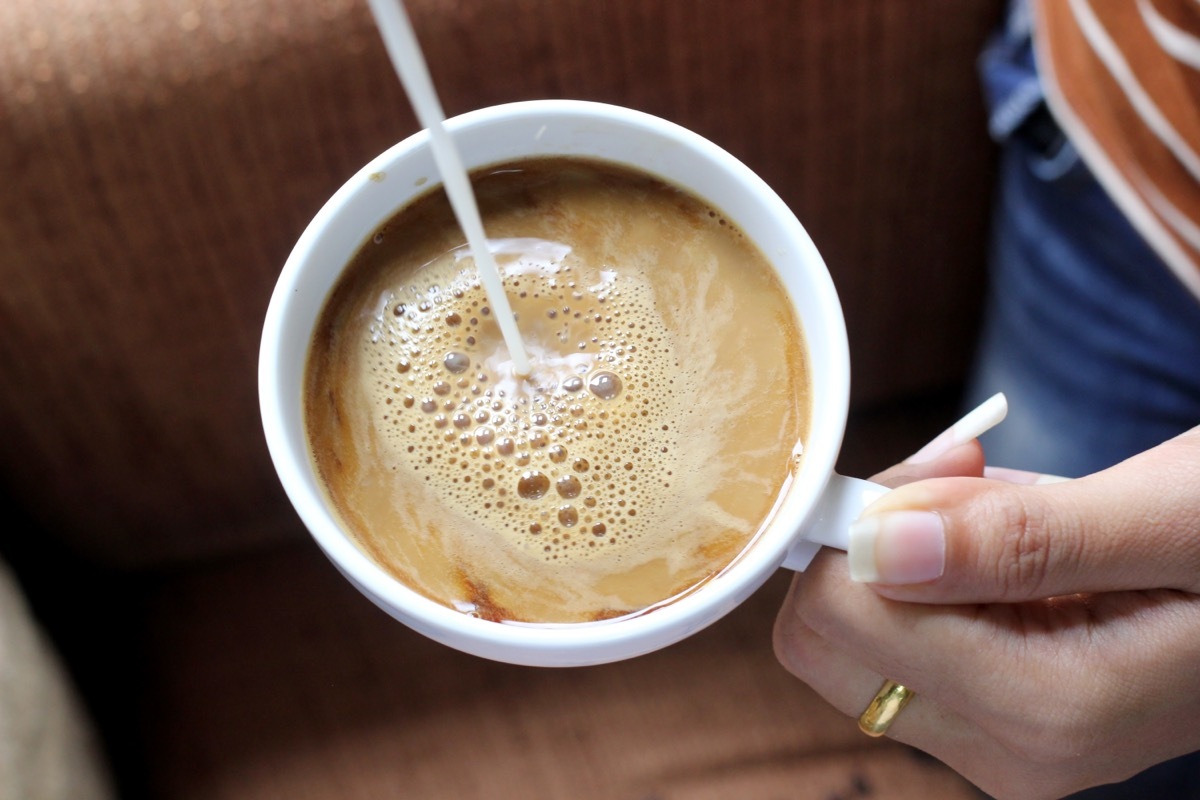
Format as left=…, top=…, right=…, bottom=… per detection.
left=906, top=393, right=1008, bottom=464
left=848, top=511, right=946, bottom=584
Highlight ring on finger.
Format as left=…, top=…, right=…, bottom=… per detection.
left=858, top=679, right=914, bottom=737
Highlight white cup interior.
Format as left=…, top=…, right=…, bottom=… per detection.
left=259, top=100, right=850, bottom=666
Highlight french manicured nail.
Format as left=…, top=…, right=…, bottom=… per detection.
left=906, top=392, right=1008, bottom=464
left=848, top=511, right=946, bottom=584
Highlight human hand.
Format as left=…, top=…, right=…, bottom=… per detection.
left=773, top=415, right=1200, bottom=799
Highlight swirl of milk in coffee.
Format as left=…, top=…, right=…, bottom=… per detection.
left=365, top=241, right=685, bottom=564
left=306, top=159, right=809, bottom=623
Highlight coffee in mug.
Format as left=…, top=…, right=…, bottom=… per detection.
left=262, top=100, right=881, bottom=666
left=304, top=157, right=810, bottom=624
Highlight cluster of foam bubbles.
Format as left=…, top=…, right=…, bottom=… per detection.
left=362, top=241, right=685, bottom=563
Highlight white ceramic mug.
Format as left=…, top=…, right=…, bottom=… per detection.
left=259, top=99, right=884, bottom=667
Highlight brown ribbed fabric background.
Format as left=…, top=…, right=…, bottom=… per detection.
left=1, top=0, right=997, bottom=565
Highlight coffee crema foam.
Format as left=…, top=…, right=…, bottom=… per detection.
left=305, top=158, right=810, bottom=623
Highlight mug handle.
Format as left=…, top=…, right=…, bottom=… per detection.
left=783, top=393, right=1009, bottom=571
left=782, top=473, right=888, bottom=571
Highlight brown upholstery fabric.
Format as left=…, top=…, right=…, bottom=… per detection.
left=140, top=544, right=980, bottom=800
left=0, top=0, right=1000, bottom=568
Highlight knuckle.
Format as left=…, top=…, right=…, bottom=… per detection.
left=981, top=490, right=1062, bottom=600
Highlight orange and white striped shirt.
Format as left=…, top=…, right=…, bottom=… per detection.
left=1034, top=0, right=1200, bottom=301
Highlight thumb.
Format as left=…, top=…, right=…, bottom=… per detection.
left=846, top=426, right=1200, bottom=602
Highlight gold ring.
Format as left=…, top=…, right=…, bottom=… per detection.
left=857, top=679, right=914, bottom=737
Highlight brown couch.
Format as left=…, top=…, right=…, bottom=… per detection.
left=0, top=1, right=1002, bottom=797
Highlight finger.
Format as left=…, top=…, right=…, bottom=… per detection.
left=870, top=441, right=986, bottom=489
left=849, top=427, right=1200, bottom=600
left=771, top=571, right=1063, bottom=797
left=773, top=574, right=968, bottom=745
left=892, top=392, right=1066, bottom=488
left=867, top=393, right=1003, bottom=488
left=777, top=559, right=1150, bottom=798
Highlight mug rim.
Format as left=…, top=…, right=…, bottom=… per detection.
left=259, top=99, right=849, bottom=666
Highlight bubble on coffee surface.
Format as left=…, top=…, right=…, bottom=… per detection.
left=358, top=237, right=697, bottom=565
left=443, top=352, right=470, bottom=373
left=587, top=371, right=621, bottom=400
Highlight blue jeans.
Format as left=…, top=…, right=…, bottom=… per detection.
left=965, top=129, right=1200, bottom=478
left=963, top=121, right=1200, bottom=798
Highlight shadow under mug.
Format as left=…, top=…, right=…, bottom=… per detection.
left=259, top=100, right=883, bottom=667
